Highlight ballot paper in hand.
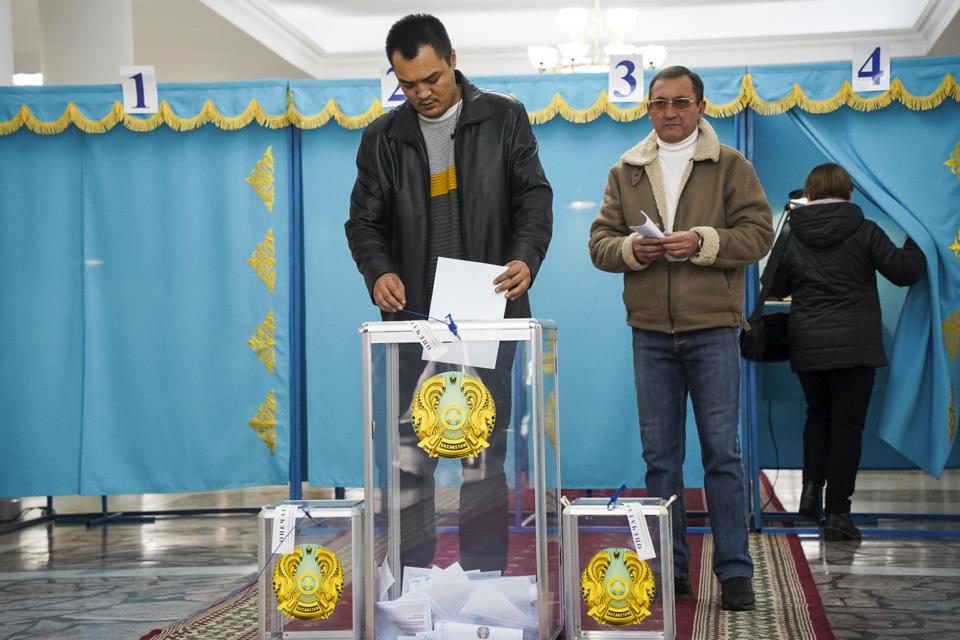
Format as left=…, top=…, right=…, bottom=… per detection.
left=425, top=257, right=508, bottom=369
left=630, top=210, right=685, bottom=262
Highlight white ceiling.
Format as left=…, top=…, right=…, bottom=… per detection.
left=201, top=0, right=960, bottom=78
left=10, top=0, right=960, bottom=83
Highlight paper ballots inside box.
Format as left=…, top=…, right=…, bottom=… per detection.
left=388, top=562, right=536, bottom=636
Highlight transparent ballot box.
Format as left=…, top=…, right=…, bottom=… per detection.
left=258, top=500, right=364, bottom=639
left=360, top=319, right=561, bottom=640
left=563, top=498, right=675, bottom=640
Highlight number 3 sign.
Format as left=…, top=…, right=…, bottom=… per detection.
left=608, top=54, right=644, bottom=103
left=852, top=43, right=890, bottom=92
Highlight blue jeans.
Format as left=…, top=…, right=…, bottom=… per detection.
left=632, top=327, right=753, bottom=582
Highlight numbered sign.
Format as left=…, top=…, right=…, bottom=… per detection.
left=852, top=43, right=890, bottom=92
left=608, top=54, right=644, bottom=103
left=120, top=65, right=158, bottom=114
left=380, top=67, right=406, bottom=109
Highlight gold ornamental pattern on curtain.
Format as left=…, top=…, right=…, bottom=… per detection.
left=945, top=142, right=960, bottom=181
left=248, top=227, right=276, bottom=294
left=246, top=145, right=277, bottom=454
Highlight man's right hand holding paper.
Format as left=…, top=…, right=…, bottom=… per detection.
left=633, top=235, right=667, bottom=263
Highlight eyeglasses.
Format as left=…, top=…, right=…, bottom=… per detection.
left=647, top=97, right=698, bottom=112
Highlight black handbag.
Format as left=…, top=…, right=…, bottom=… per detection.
left=740, top=218, right=792, bottom=362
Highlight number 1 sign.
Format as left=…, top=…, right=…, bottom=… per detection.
left=120, top=65, right=158, bottom=114
left=852, top=43, right=890, bottom=92
left=608, top=54, right=644, bottom=103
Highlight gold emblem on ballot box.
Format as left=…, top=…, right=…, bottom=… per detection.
left=581, top=547, right=656, bottom=626
left=411, top=371, right=495, bottom=458
left=273, top=544, right=344, bottom=620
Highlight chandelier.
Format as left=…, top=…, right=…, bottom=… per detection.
left=527, top=1, right=667, bottom=73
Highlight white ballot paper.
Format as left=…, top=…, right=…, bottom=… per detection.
left=375, top=597, right=432, bottom=640
left=630, top=210, right=685, bottom=262
left=434, top=621, right=523, bottom=640
left=379, top=557, right=396, bottom=601
left=425, top=257, right=508, bottom=369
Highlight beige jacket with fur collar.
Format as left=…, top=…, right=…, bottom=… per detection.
left=589, top=119, right=773, bottom=333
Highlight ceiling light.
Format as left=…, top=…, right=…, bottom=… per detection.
left=528, top=1, right=666, bottom=74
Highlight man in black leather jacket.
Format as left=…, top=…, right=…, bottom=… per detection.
left=345, top=14, right=552, bottom=573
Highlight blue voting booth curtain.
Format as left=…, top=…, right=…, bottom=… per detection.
left=0, top=129, right=85, bottom=495
left=79, top=125, right=290, bottom=494
left=751, top=111, right=960, bottom=470
left=302, top=123, right=369, bottom=488
left=0, top=83, right=291, bottom=496
left=787, top=103, right=960, bottom=478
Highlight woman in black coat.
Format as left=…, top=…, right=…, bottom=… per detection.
left=768, top=163, right=926, bottom=541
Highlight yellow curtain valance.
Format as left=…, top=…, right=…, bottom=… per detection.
left=1, top=72, right=957, bottom=136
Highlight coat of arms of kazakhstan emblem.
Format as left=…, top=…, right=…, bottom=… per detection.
left=411, top=371, right=495, bottom=458
left=581, top=547, right=656, bottom=626
left=273, top=544, right=344, bottom=620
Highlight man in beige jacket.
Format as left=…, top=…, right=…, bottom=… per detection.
left=589, top=66, right=773, bottom=611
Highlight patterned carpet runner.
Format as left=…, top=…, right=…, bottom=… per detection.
left=140, top=532, right=832, bottom=640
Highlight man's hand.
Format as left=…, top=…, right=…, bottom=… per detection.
left=661, top=230, right=700, bottom=259
left=373, top=273, right=405, bottom=312
left=494, top=260, right=532, bottom=300
left=633, top=236, right=666, bottom=263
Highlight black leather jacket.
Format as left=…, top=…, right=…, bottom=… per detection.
left=345, top=71, right=553, bottom=320
left=768, top=201, right=925, bottom=371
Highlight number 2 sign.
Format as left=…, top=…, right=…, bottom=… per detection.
left=852, top=44, right=890, bottom=92
left=380, top=67, right=406, bottom=109
left=608, top=54, right=644, bottom=103
left=120, top=65, right=158, bottom=114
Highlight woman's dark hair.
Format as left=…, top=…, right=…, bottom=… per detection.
left=803, top=163, right=853, bottom=201
left=385, top=14, right=453, bottom=64
left=648, top=65, right=704, bottom=103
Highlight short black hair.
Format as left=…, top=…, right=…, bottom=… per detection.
left=648, top=65, right=704, bottom=103
left=385, top=14, right=453, bottom=64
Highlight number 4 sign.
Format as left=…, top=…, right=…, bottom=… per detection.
left=120, top=65, right=158, bottom=114
left=608, top=54, right=644, bottom=103
left=852, top=44, right=890, bottom=92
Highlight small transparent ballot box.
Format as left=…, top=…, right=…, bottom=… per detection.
left=360, top=319, right=562, bottom=639
left=563, top=498, right=675, bottom=640
left=258, top=500, right=363, bottom=639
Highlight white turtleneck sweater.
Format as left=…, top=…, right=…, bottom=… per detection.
left=656, top=129, right=698, bottom=233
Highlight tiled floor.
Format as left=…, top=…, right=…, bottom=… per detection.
left=770, top=469, right=960, bottom=639
left=0, top=472, right=957, bottom=639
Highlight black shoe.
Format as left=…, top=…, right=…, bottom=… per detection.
left=798, top=482, right=824, bottom=521
left=824, top=512, right=862, bottom=542
left=720, top=576, right=755, bottom=611
left=674, top=576, right=693, bottom=601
